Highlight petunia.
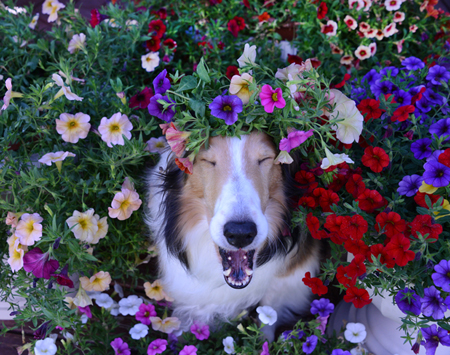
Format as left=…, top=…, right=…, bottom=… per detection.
left=395, top=287, right=421, bottom=316
left=179, top=345, right=197, bottom=355
left=66, top=209, right=98, bottom=242
left=402, top=57, right=425, bottom=71
left=223, top=336, right=235, bottom=354
left=424, top=89, right=445, bottom=106
left=145, top=137, right=167, bottom=154
left=320, top=147, right=354, bottom=169
left=142, top=52, right=160, bottom=72
left=110, top=338, right=131, bottom=355
left=344, top=322, right=367, bottom=343
left=148, top=19, right=166, bottom=38
left=432, top=260, right=450, bottom=292
left=136, top=303, right=157, bottom=325
left=129, top=324, right=149, bottom=340
left=175, top=155, right=194, bottom=175
left=1, top=78, right=24, bottom=111
left=165, top=123, right=190, bottom=157
left=78, top=305, right=92, bottom=319
left=410, top=138, right=433, bottom=160
left=90, top=214, right=108, bottom=244
left=279, top=129, right=313, bottom=153
left=426, top=65, right=450, bottom=86
left=15, top=213, right=43, bottom=246
left=95, top=293, right=114, bottom=309
left=383, top=22, right=398, bottom=37
left=79, top=271, right=111, bottom=292
left=385, top=233, right=415, bottom=266
left=42, top=0, right=65, bottom=23
left=29, top=13, right=39, bottom=29
left=302, top=335, right=318, bottom=354
left=344, top=15, right=357, bottom=30
left=7, top=239, right=26, bottom=272
left=310, top=298, right=334, bottom=317
left=150, top=316, right=181, bottom=334
left=421, top=325, right=450, bottom=355
left=190, top=322, right=210, bottom=340
left=361, top=146, right=390, bottom=173
left=68, top=33, right=86, bottom=54
left=274, top=150, right=294, bottom=165
left=259, top=85, right=286, bottom=113
left=148, top=94, right=176, bottom=122
left=256, top=306, right=277, bottom=325
left=98, top=112, right=133, bottom=148
left=153, top=69, right=171, bottom=95
left=52, top=74, right=83, bottom=101
left=237, top=43, right=257, bottom=68
left=354, top=45, right=371, bottom=60
left=34, top=337, right=57, bottom=355
left=144, top=279, right=173, bottom=301
left=229, top=73, right=254, bottom=105
left=129, top=87, right=154, bottom=109
left=23, top=247, right=59, bottom=279
left=209, top=95, right=243, bottom=124
left=5, top=212, right=20, bottom=228
left=147, top=339, right=167, bottom=355
left=321, top=20, right=338, bottom=36
left=56, top=112, right=91, bottom=143
left=420, top=286, right=448, bottom=319
left=108, top=188, right=142, bottom=220
left=423, top=160, right=450, bottom=187
left=343, top=286, right=372, bottom=308
left=261, top=341, right=270, bottom=355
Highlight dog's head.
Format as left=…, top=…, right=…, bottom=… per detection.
left=159, top=131, right=299, bottom=289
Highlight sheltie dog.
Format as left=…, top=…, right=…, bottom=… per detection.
left=145, top=131, right=320, bottom=340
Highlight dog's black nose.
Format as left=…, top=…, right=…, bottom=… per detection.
left=223, top=221, right=257, bottom=249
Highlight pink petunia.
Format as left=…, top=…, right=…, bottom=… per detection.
left=179, top=345, right=197, bottom=355
left=78, top=306, right=92, bottom=319
left=136, top=303, right=157, bottom=325
left=190, top=321, right=210, bottom=340
left=279, top=129, right=314, bottom=153
left=259, top=84, right=286, bottom=113
left=147, top=339, right=167, bottom=355
left=261, top=341, right=270, bottom=355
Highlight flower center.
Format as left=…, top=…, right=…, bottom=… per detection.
left=78, top=219, right=87, bottom=228
left=223, top=105, right=232, bottom=111
left=26, top=221, right=35, bottom=234
left=120, top=200, right=130, bottom=210
left=111, top=124, right=120, bottom=131
left=145, top=311, right=149, bottom=317
left=69, top=120, right=78, bottom=128
left=272, top=93, right=278, bottom=102
left=360, top=50, right=367, bottom=56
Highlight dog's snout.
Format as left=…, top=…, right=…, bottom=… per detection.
left=223, top=221, right=257, bottom=249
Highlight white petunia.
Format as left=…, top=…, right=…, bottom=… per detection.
left=114, top=283, right=124, bottom=298
left=66, top=209, right=98, bottom=243
left=98, top=112, right=133, bottom=148
left=80, top=314, right=89, bottom=324
left=223, top=336, right=236, bottom=354
left=129, top=323, right=149, bottom=340
left=34, top=337, right=57, bottom=355
left=383, top=23, right=399, bottom=37
left=275, top=63, right=302, bottom=82
left=42, top=0, right=65, bottom=23
left=52, top=74, right=83, bottom=101
left=344, top=322, right=367, bottom=343
left=256, top=305, right=278, bottom=325
left=321, top=147, right=354, bottom=169
left=68, top=33, right=86, bottom=54
left=330, top=89, right=363, bottom=144
left=237, top=43, right=257, bottom=68
left=110, top=301, right=120, bottom=316
left=274, top=150, right=294, bottom=165
left=56, top=112, right=91, bottom=143
left=95, top=293, right=114, bottom=309
left=385, top=0, right=403, bottom=11
left=29, top=13, right=39, bottom=29
left=119, top=295, right=143, bottom=316
left=141, top=52, right=160, bottom=72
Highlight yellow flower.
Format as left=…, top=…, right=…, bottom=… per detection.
left=29, top=13, right=39, bottom=29
left=56, top=112, right=91, bottom=143
left=79, top=271, right=111, bottom=292
left=229, top=73, right=254, bottom=105
left=66, top=209, right=98, bottom=242
left=144, top=280, right=173, bottom=301
left=15, top=213, right=43, bottom=246
left=434, top=199, right=450, bottom=220
left=42, top=0, right=65, bottom=23
left=7, top=239, right=26, bottom=272
left=149, top=316, right=181, bottom=334
left=419, top=181, right=438, bottom=194
left=108, top=189, right=142, bottom=221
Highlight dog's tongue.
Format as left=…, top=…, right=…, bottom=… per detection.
left=219, top=248, right=255, bottom=289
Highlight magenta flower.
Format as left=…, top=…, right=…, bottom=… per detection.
left=147, top=339, right=167, bottom=355
left=51, top=263, right=74, bottom=288
left=261, top=341, right=270, bottom=355
left=78, top=306, right=92, bottom=319
left=259, top=84, right=286, bottom=113
left=179, top=345, right=197, bottom=355
left=23, top=248, right=59, bottom=279
left=110, top=338, right=131, bottom=355
left=279, top=129, right=314, bottom=152
left=190, top=321, right=210, bottom=340
left=129, top=87, right=154, bottom=109
left=136, top=303, right=157, bottom=325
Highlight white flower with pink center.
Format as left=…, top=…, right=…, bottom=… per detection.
left=344, top=15, right=357, bottom=30
left=365, top=29, right=377, bottom=38
left=348, top=0, right=364, bottom=10
left=393, top=11, right=405, bottom=22
left=385, top=0, right=403, bottom=11
left=340, top=55, right=354, bottom=65
left=321, top=20, right=338, bottom=36
left=369, top=43, right=377, bottom=57
left=354, top=45, right=371, bottom=60
left=375, top=29, right=384, bottom=41
left=359, top=22, right=370, bottom=33
left=98, top=113, right=133, bottom=148
left=383, top=22, right=399, bottom=37
left=141, top=52, right=160, bottom=72
left=409, top=25, right=418, bottom=33
left=56, top=112, right=91, bottom=143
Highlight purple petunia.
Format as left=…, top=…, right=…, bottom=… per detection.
left=110, top=338, right=131, bottom=355
left=411, top=138, right=433, bottom=160
left=402, top=57, right=425, bottom=71
left=153, top=69, right=171, bottom=95
left=397, top=174, right=423, bottom=197
left=426, top=65, right=450, bottom=86
left=310, top=298, right=335, bottom=317
left=426, top=150, right=445, bottom=162
left=432, top=260, right=450, bottom=292
left=395, top=287, right=421, bottom=316
left=351, top=87, right=367, bottom=102
left=416, top=97, right=432, bottom=113
left=23, top=248, right=59, bottom=279
left=420, top=286, right=449, bottom=320
left=393, top=89, right=412, bottom=107
left=302, top=335, right=318, bottom=354
left=331, top=350, right=352, bottom=355
left=380, top=66, right=399, bottom=77
left=371, top=79, right=395, bottom=98
left=430, top=118, right=450, bottom=139
left=282, top=330, right=305, bottom=340
left=421, top=325, right=450, bottom=355
left=424, top=89, right=445, bottom=106
left=362, top=69, right=382, bottom=86
left=209, top=95, right=243, bottom=125
left=148, top=94, right=176, bottom=122
left=423, top=160, right=450, bottom=187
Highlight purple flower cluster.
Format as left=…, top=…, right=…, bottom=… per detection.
left=310, top=298, right=334, bottom=317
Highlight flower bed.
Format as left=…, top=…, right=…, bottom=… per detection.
left=1, top=0, right=450, bottom=355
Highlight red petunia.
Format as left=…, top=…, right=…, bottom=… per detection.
left=411, top=87, right=426, bottom=105
left=306, top=213, right=327, bottom=240
left=332, top=73, right=351, bottom=89
left=327, top=173, right=347, bottom=192
left=310, top=58, right=322, bottom=68
left=217, top=41, right=225, bottom=50
left=302, top=272, right=328, bottom=296
left=324, top=214, right=346, bottom=235
left=357, top=99, right=384, bottom=121
left=157, top=8, right=167, bottom=19
left=317, top=2, right=328, bottom=19
left=341, top=214, right=368, bottom=240
left=295, top=170, right=318, bottom=193
left=356, top=189, right=386, bottom=213
left=361, top=146, right=390, bottom=173
left=313, top=188, right=339, bottom=212
left=258, top=12, right=270, bottom=22
left=288, top=54, right=303, bottom=65
left=234, top=16, right=246, bottom=30
left=226, top=66, right=240, bottom=80
left=346, top=174, right=366, bottom=199
left=148, top=19, right=166, bottom=38
left=146, top=36, right=161, bottom=52
left=298, top=196, right=317, bottom=208
left=344, top=238, right=369, bottom=256
left=346, top=254, right=367, bottom=281
left=243, top=0, right=251, bottom=8
left=336, top=265, right=355, bottom=288
left=163, top=38, right=177, bottom=51
left=228, top=19, right=240, bottom=37
left=375, top=212, right=406, bottom=237
left=438, top=148, right=450, bottom=168
left=90, top=9, right=107, bottom=28
left=410, top=215, right=443, bottom=242
left=384, top=233, right=415, bottom=266
left=391, top=105, right=415, bottom=122
left=129, top=87, right=154, bottom=109
left=343, top=286, right=372, bottom=308
left=414, top=192, right=443, bottom=208
left=367, top=243, right=396, bottom=268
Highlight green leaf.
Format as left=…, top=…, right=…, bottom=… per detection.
left=177, top=75, right=197, bottom=92
left=189, top=98, right=205, bottom=118
left=438, top=321, right=450, bottom=331
left=245, top=114, right=258, bottom=124
left=196, top=58, right=210, bottom=83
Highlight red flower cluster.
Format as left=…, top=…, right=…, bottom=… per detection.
left=146, top=20, right=176, bottom=54
left=391, top=105, right=415, bottom=122
left=357, top=99, right=384, bottom=121
left=228, top=16, right=245, bottom=37
left=317, top=2, right=328, bottom=19
left=302, top=272, right=328, bottom=296
left=361, top=146, right=390, bottom=173
left=410, top=214, right=442, bottom=242
left=226, top=66, right=239, bottom=80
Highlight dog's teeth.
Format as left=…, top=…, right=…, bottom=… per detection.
left=243, top=255, right=247, bottom=259
left=245, top=269, right=253, bottom=276
left=228, top=256, right=232, bottom=260
left=223, top=268, right=231, bottom=276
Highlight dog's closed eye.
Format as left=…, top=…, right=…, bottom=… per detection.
left=258, top=157, right=274, bottom=165
left=201, top=159, right=216, bottom=167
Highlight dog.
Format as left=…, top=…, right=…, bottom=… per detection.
left=145, top=130, right=320, bottom=340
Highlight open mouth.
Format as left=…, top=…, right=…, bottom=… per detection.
left=219, top=247, right=255, bottom=289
